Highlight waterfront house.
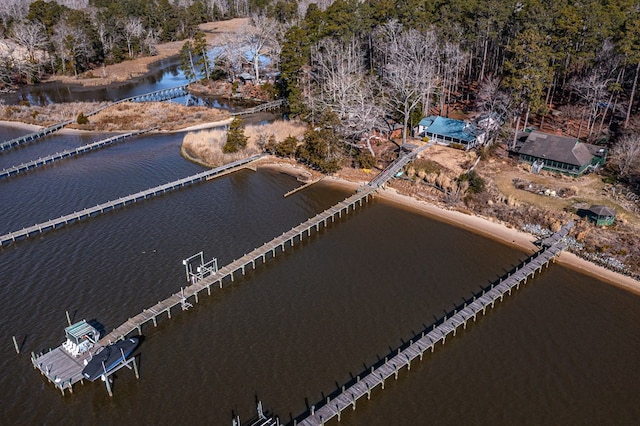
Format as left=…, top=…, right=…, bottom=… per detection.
left=517, top=131, right=606, bottom=176
left=417, top=116, right=486, bottom=150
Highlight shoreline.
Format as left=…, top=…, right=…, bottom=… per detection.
left=256, top=160, right=640, bottom=297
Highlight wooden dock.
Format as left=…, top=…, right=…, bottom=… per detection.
left=0, top=154, right=264, bottom=247
left=0, top=120, right=74, bottom=152
left=31, top=339, right=139, bottom=396
left=231, top=99, right=286, bottom=116
left=97, top=146, right=427, bottom=346
left=295, top=222, right=574, bottom=426
left=0, top=85, right=188, bottom=153
left=115, top=85, right=189, bottom=104
left=98, top=186, right=378, bottom=344
left=0, top=128, right=155, bottom=180
left=30, top=145, right=425, bottom=396
left=31, top=346, right=93, bottom=394
left=95, top=146, right=428, bottom=344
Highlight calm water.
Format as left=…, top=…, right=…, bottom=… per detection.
left=0, top=125, right=639, bottom=426
left=2, top=59, right=186, bottom=105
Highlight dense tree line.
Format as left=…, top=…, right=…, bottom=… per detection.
left=0, top=0, right=215, bottom=84
left=0, top=0, right=639, bottom=181
left=270, top=0, right=640, bottom=181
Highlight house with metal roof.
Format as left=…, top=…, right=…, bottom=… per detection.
left=517, top=131, right=606, bottom=176
left=417, top=116, right=486, bottom=150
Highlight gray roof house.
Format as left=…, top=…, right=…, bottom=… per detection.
left=517, top=131, right=607, bottom=176
left=586, top=205, right=616, bottom=226
left=417, top=116, right=487, bottom=150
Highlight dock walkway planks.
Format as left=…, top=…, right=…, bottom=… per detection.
left=32, top=347, right=92, bottom=394
left=0, top=85, right=187, bottom=153
left=0, top=154, right=264, bottom=247
left=0, top=120, right=74, bottom=152
left=296, top=222, right=574, bottom=426
left=98, top=145, right=430, bottom=345
left=0, top=128, right=154, bottom=180
left=31, top=144, right=428, bottom=395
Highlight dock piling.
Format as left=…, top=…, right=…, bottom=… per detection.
left=12, top=335, right=20, bottom=354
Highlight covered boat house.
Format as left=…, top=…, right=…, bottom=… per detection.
left=517, top=131, right=607, bottom=176
left=417, top=116, right=486, bottom=150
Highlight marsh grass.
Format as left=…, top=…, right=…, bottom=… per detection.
left=0, top=101, right=229, bottom=131
left=182, top=119, right=307, bottom=166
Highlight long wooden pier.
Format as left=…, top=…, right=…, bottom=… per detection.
left=295, top=221, right=574, bottom=425
left=116, top=85, right=189, bottom=104
left=0, top=120, right=74, bottom=152
left=0, top=155, right=264, bottom=247
left=0, top=85, right=188, bottom=153
left=98, top=186, right=378, bottom=344
left=0, top=128, right=155, bottom=180
left=96, top=145, right=429, bottom=345
left=231, top=99, right=286, bottom=116
left=29, top=145, right=425, bottom=396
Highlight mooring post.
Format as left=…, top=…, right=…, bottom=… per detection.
left=12, top=335, right=20, bottom=354
left=132, top=357, right=140, bottom=379
left=104, top=375, right=113, bottom=397
left=65, top=310, right=71, bottom=326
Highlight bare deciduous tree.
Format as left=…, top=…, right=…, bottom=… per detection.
left=52, top=21, right=90, bottom=77
left=0, top=0, right=30, bottom=30
left=243, top=14, right=279, bottom=82
left=205, top=0, right=229, bottom=18
left=610, top=133, right=640, bottom=179
left=10, top=21, right=47, bottom=63
left=378, top=23, right=438, bottom=145
left=569, top=69, right=610, bottom=140
left=311, top=38, right=384, bottom=155
left=123, top=17, right=144, bottom=59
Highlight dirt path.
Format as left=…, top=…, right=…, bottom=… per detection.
left=46, top=18, right=249, bottom=88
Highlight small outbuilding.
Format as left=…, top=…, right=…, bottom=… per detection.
left=586, top=205, right=616, bottom=226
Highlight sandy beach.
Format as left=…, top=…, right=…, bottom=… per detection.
left=0, top=120, right=42, bottom=132
left=257, top=160, right=640, bottom=297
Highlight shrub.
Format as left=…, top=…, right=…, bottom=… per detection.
left=77, top=112, right=89, bottom=125
left=275, top=136, right=298, bottom=157
left=355, top=149, right=376, bottom=169
left=459, top=170, right=486, bottom=193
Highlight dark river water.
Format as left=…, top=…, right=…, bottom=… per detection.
left=0, top=123, right=639, bottom=426
left=2, top=59, right=186, bottom=105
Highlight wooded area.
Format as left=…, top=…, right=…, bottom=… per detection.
left=1, top=0, right=639, bottom=183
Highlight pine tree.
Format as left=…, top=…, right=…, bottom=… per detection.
left=193, top=31, right=210, bottom=79
left=223, top=118, right=248, bottom=153
left=179, top=41, right=196, bottom=82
